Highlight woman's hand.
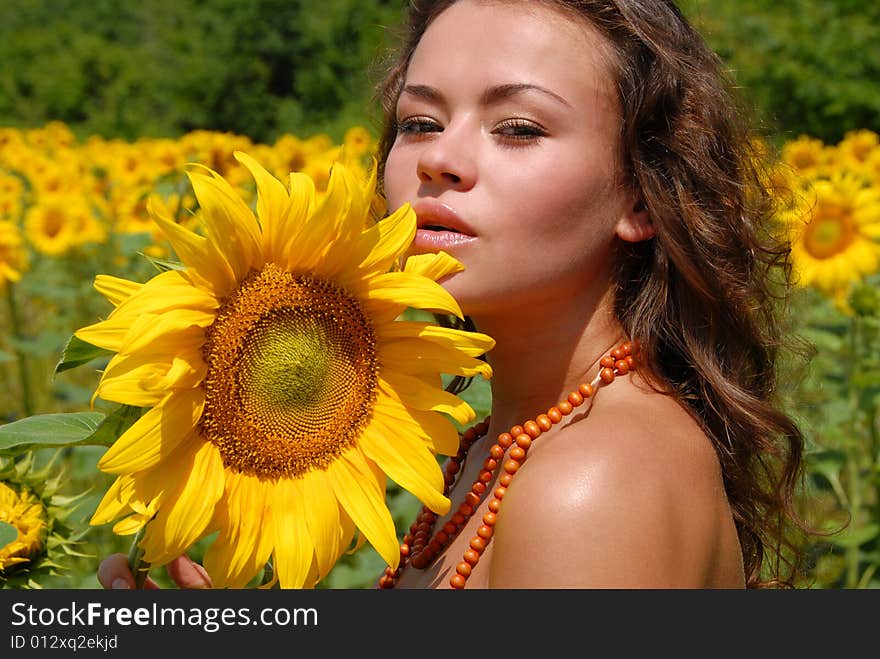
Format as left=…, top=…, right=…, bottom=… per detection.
left=97, top=553, right=213, bottom=589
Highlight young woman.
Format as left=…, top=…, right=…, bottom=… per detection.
left=99, top=0, right=807, bottom=589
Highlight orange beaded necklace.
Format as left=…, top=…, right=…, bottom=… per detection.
left=377, top=339, right=637, bottom=589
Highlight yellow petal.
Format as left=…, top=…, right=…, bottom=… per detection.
left=90, top=475, right=133, bottom=526
left=148, top=195, right=237, bottom=296
left=98, top=389, right=205, bottom=474
left=187, top=167, right=264, bottom=278
left=234, top=151, right=291, bottom=263
left=339, top=203, right=416, bottom=287
left=403, top=251, right=465, bottom=281
left=270, top=478, right=314, bottom=589
left=94, top=274, right=143, bottom=307
left=380, top=338, right=493, bottom=379
left=360, top=417, right=450, bottom=515
left=203, top=472, right=274, bottom=589
left=97, top=352, right=205, bottom=407
left=379, top=372, right=476, bottom=425
left=300, top=469, right=345, bottom=581
left=140, top=439, right=225, bottom=566
left=365, top=271, right=463, bottom=319
left=326, top=452, right=399, bottom=570
left=377, top=321, right=495, bottom=357
left=407, top=407, right=462, bottom=457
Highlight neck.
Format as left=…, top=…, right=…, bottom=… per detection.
left=470, top=285, right=625, bottom=434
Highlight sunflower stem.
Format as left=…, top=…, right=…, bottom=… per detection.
left=5, top=282, right=35, bottom=418
left=127, top=527, right=151, bottom=589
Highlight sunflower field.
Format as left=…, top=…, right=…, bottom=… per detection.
left=2, top=0, right=880, bottom=590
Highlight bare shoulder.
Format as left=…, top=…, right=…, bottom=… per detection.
left=488, top=378, right=745, bottom=588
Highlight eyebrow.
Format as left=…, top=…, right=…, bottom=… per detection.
left=400, top=83, right=571, bottom=108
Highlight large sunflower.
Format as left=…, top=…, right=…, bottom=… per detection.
left=76, top=152, right=494, bottom=589
left=786, top=172, right=880, bottom=295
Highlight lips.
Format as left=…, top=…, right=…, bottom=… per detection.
left=410, top=200, right=477, bottom=252
left=412, top=200, right=476, bottom=236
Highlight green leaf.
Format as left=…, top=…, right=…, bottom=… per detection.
left=86, top=405, right=145, bottom=447
left=828, top=524, right=880, bottom=549
left=0, top=350, right=16, bottom=364
left=54, top=334, right=113, bottom=375
left=0, top=521, right=18, bottom=551
left=0, top=412, right=106, bottom=455
left=141, top=253, right=185, bottom=273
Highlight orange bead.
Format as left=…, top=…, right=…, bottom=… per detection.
left=490, top=444, right=505, bottom=460
left=488, top=499, right=501, bottom=513
left=499, top=473, right=513, bottom=487
left=399, top=544, right=410, bottom=557
left=477, top=525, right=494, bottom=539
left=557, top=400, right=573, bottom=415
left=621, top=340, right=633, bottom=355
left=483, top=512, right=497, bottom=526
left=464, top=549, right=480, bottom=565
left=470, top=536, right=487, bottom=552
left=503, top=459, right=521, bottom=474
left=434, top=531, right=449, bottom=545
left=600, top=367, right=615, bottom=383
left=614, top=359, right=629, bottom=374
left=523, top=420, right=541, bottom=438
left=600, top=356, right=616, bottom=369
left=494, top=486, right=507, bottom=499
left=579, top=382, right=594, bottom=397
left=472, top=481, right=487, bottom=495
left=611, top=347, right=626, bottom=360
left=456, top=562, right=472, bottom=577
left=450, top=574, right=467, bottom=589
left=567, top=391, right=584, bottom=406
left=509, top=446, right=527, bottom=461
left=509, top=425, right=524, bottom=438
left=625, top=355, right=635, bottom=369
left=458, top=503, right=474, bottom=517
left=451, top=513, right=466, bottom=525
left=515, top=434, right=532, bottom=450
left=536, top=414, right=553, bottom=431
left=483, top=457, right=498, bottom=471
left=443, top=521, right=457, bottom=535
left=478, top=469, right=493, bottom=484
left=465, top=491, right=481, bottom=508
left=547, top=407, right=563, bottom=423
left=497, top=433, right=513, bottom=448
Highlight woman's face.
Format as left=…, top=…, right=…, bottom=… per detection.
left=384, top=0, right=640, bottom=318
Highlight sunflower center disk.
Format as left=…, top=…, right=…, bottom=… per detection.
left=200, top=264, right=378, bottom=479
left=804, top=203, right=855, bottom=259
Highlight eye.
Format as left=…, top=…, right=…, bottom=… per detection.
left=492, top=119, right=547, bottom=142
left=396, top=116, right=443, bottom=136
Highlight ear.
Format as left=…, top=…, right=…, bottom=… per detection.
left=615, top=196, right=655, bottom=243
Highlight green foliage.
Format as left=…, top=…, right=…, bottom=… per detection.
left=682, top=0, right=880, bottom=143
left=0, top=0, right=405, bottom=142
left=780, top=276, right=880, bottom=588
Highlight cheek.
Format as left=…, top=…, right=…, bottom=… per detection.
left=382, top=147, right=412, bottom=211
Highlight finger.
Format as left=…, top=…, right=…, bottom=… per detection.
left=165, top=555, right=213, bottom=589
left=96, top=553, right=158, bottom=590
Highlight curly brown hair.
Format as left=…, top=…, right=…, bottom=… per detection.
left=373, top=0, right=810, bottom=588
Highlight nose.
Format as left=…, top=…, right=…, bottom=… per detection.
left=416, top=125, right=476, bottom=191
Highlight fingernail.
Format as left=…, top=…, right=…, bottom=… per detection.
left=112, top=578, right=131, bottom=590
